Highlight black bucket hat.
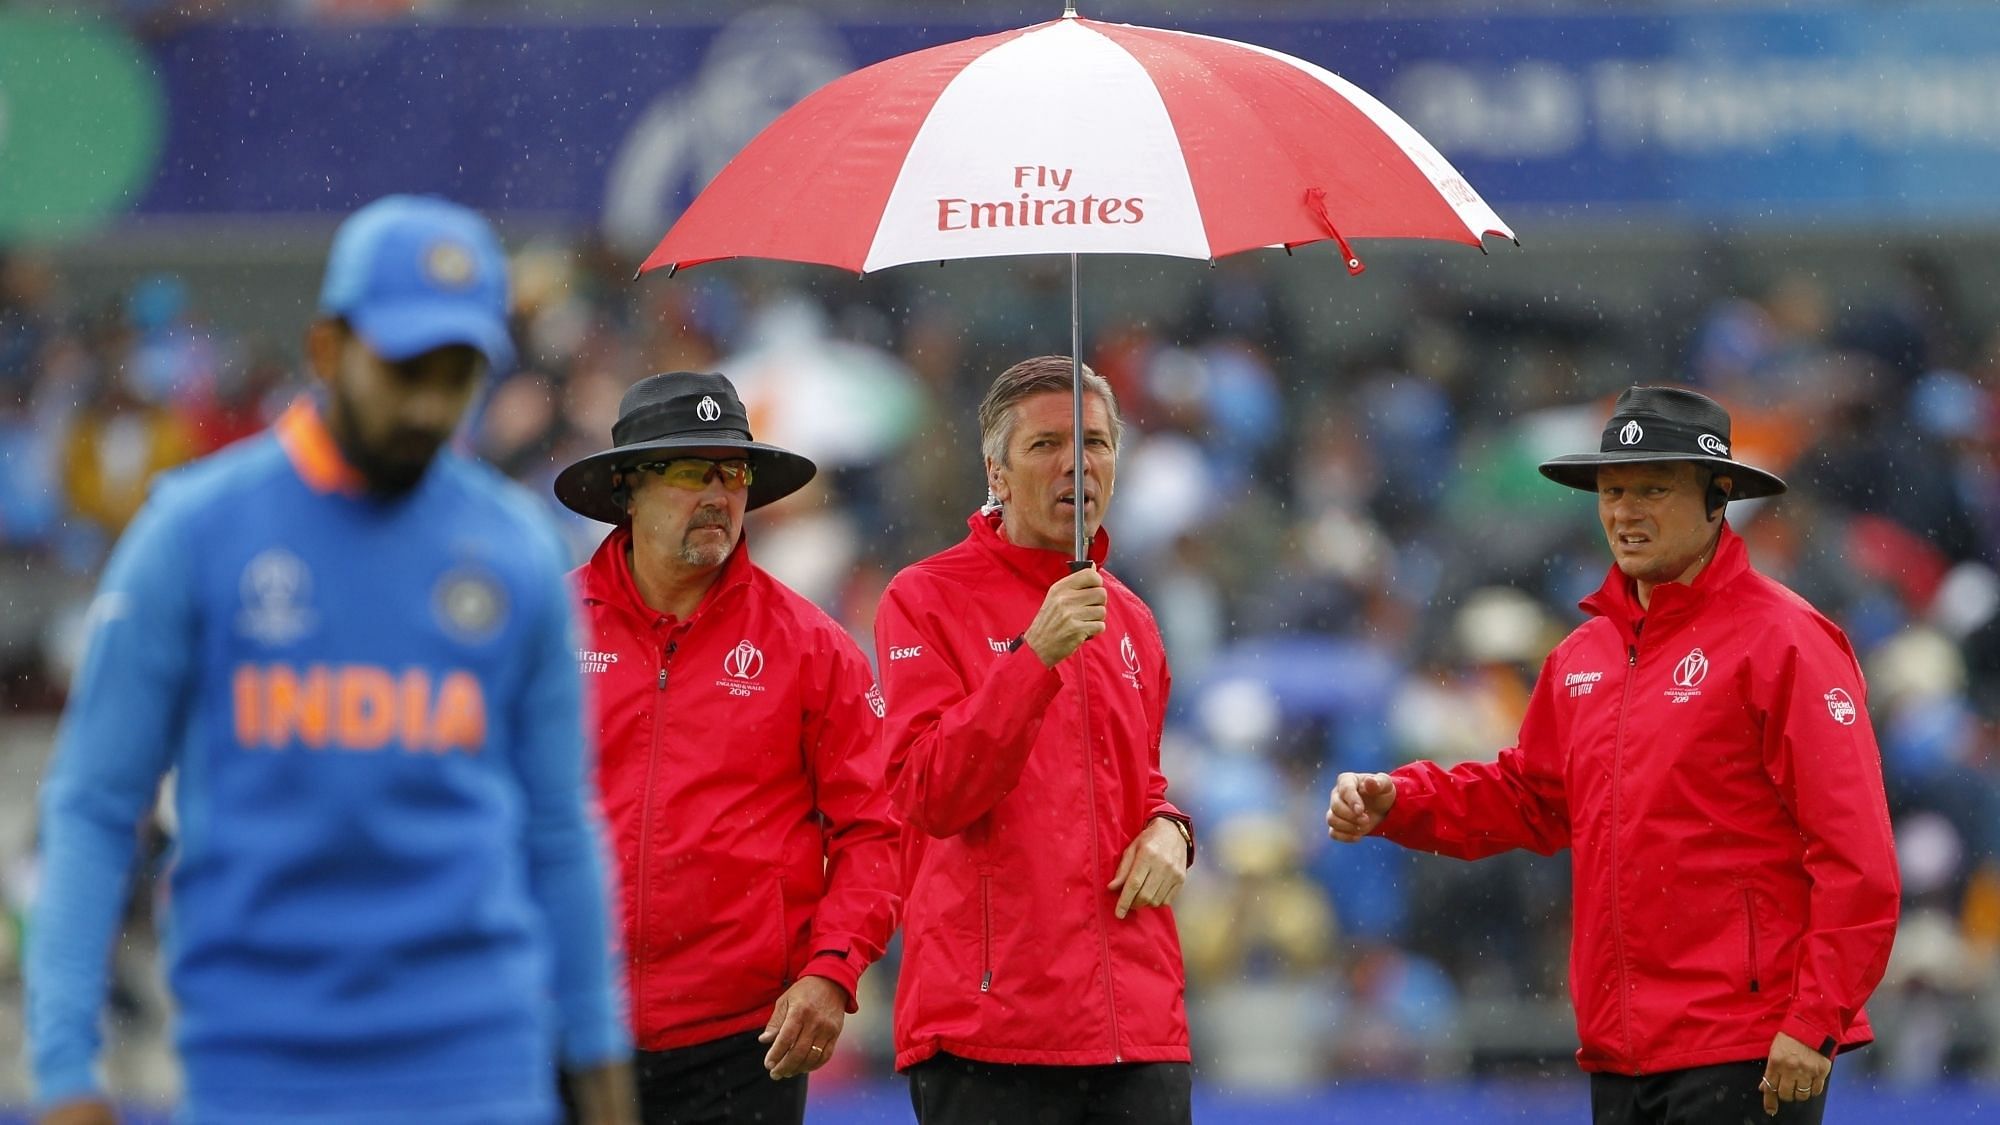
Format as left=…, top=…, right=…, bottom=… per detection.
left=1538, top=386, right=1787, bottom=500
left=554, top=371, right=817, bottom=524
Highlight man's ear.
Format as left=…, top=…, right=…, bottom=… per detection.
left=985, top=458, right=1007, bottom=502
left=304, top=319, right=343, bottom=387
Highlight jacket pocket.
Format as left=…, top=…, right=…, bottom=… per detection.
left=1741, top=887, right=1761, bottom=994
left=979, top=871, right=994, bottom=994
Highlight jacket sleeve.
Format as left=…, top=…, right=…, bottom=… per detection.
left=28, top=491, right=193, bottom=1107
left=1143, top=650, right=1194, bottom=865
left=1377, top=649, right=1572, bottom=859
left=875, top=575, right=1065, bottom=839
left=509, top=531, right=632, bottom=1069
left=797, top=628, right=901, bottom=1008
left=1760, top=624, right=1900, bottom=1054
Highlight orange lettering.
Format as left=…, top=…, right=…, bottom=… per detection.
left=430, top=671, right=487, bottom=754
left=234, top=665, right=261, bottom=748
left=267, top=665, right=330, bottom=748
left=337, top=666, right=396, bottom=751
left=399, top=668, right=433, bottom=751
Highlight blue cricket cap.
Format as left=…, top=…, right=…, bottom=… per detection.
left=318, top=194, right=515, bottom=374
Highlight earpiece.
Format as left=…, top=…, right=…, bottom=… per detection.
left=1705, top=477, right=1730, bottom=520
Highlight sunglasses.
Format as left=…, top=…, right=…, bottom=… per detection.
left=626, top=457, right=756, bottom=492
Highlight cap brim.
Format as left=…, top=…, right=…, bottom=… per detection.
left=553, top=438, right=818, bottom=525
left=350, top=299, right=515, bottom=375
left=1538, top=452, right=1787, bottom=499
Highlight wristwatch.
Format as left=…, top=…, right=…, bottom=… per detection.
left=1158, top=815, right=1194, bottom=865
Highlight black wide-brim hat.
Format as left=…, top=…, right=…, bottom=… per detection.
left=554, top=371, right=817, bottom=525
left=1538, top=385, right=1787, bottom=500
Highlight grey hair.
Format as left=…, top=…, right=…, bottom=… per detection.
left=976, top=355, right=1124, bottom=472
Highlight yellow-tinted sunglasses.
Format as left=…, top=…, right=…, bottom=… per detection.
left=628, top=457, right=755, bottom=492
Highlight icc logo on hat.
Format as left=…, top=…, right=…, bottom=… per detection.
left=424, top=240, right=478, bottom=289
left=1619, top=421, right=1644, bottom=446
left=696, top=395, right=723, bottom=423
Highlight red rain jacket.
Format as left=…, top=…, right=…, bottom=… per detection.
left=1379, top=524, right=1899, bottom=1075
left=577, top=529, right=899, bottom=1050
left=875, top=512, right=1192, bottom=1071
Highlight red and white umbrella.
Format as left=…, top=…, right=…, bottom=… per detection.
left=643, top=11, right=1513, bottom=278
left=642, top=7, right=1515, bottom=559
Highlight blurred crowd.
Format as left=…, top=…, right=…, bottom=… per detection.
left=4, top=231, right=2000, bottom=1094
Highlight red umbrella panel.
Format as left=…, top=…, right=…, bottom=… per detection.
left=644, top=15, right=1513, bottom=277
left=643, top=13, right=1516, bottom=558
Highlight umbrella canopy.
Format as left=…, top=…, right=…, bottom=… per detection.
left=642, top=13, right=1514, bottom=279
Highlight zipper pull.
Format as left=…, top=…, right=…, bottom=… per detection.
left=980, top=971, right=992, bottom=993
left=1627, top=645, right=1638, bottom=667
left=657, top=667, right=667, bottom=691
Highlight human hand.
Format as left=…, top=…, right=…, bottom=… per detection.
left=565, top=1059, right=640, bottom=1125
left=1023, top=566, right=1107, bottom=667
left=37, top=1099, right=116, bottom=1125
left=1758, top=1031, right=1831, bottom=1116
left=1326, top=772, right=1397, bottom=843
left=758, top=975, right=848, bottom=1079
left=1109, top=816, right=1189, bottom=919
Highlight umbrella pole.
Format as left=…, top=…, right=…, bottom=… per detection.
left=1071, top=251, right=1086, bottom=565
left=1069, top=250, right=1094, bottom=797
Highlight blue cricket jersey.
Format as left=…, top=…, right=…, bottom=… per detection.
left=28, top=400, right=629, bottom=1122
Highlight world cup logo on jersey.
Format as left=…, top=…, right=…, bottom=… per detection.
left=238, top=548, right=317, bottom=646
left=1120, top=633, right=1142, bottom=689
left=723, top=640, right=764, bottom=681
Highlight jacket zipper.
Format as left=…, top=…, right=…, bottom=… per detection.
left=632, top=637, right=677, bottom=1012
left=1611, top=643, right=1638, bottom=1065
left=1742, top=887, right=1761, bottom=993
left=1078, top=655, right=1123, bottom=1061
left=979, top=873, right=993, bottom=993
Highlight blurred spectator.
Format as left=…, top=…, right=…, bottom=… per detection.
left=59, top=366, right=194, bottom=539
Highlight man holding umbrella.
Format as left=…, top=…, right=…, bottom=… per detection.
left=553, top=371, right=899, bottom=1125
left=1328, top=387, right=1900, bottom=1124
left=875, top=355, right=1195, bottom=1123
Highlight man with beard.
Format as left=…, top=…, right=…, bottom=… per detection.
left=27, top=196, right=636, bottom=1124
left=553, top=371, right=899, bottom=1125
left=874, top=356, right=1195, bottom=1123
left=1328, top=387, right=1899, bottom=1124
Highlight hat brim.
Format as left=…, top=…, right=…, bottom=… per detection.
left=1538, top=452, right=1788, bottom=499
left=350, top=298, right=515, bottom=374
left=553, top=436, right=818, bottom=524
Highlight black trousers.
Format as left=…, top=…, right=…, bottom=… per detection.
left=615, top=1029, right=807, bottom=1125
left=1591, top=1060, right=1828, bottom=1125
left=907, top=1052, right=1193, bottom=1125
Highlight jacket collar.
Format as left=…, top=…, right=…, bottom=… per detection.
left=581, top=523, right=756, bottom=625
left=966, top=508, right=1111, bottom=587
left=1580, top=520, right=1750, bottom=632
left=274, top=396, right=365, bottom=495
